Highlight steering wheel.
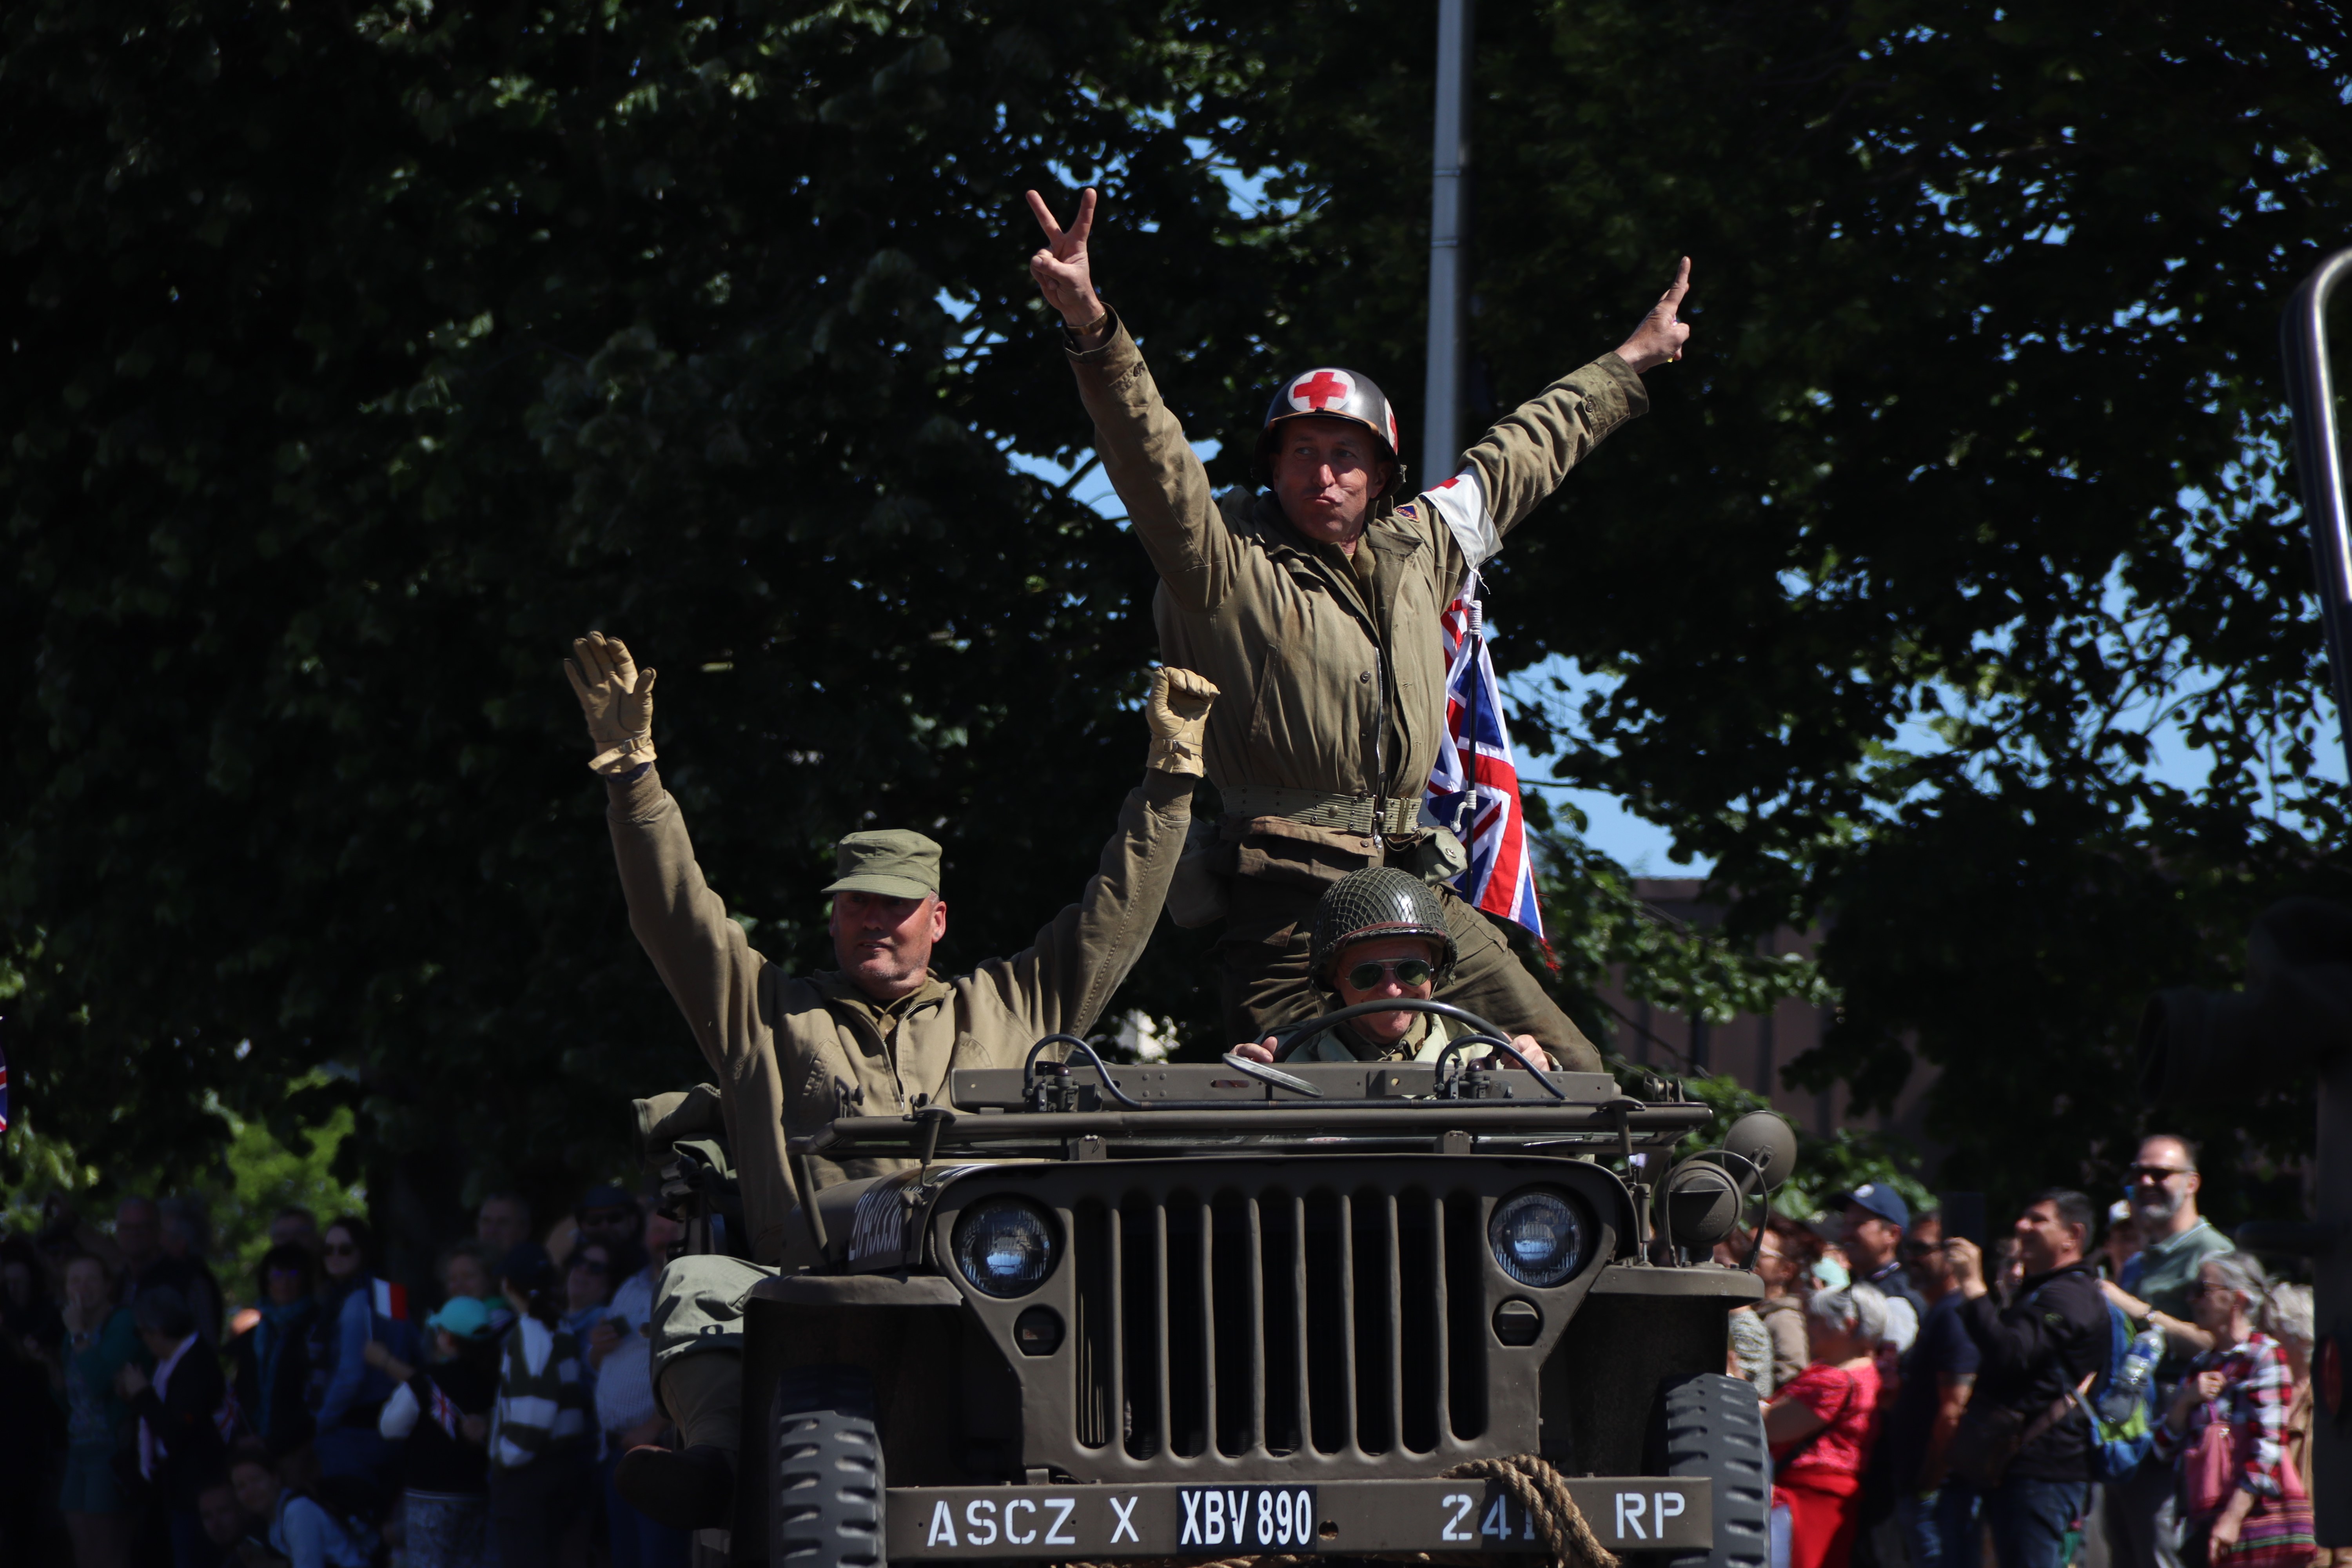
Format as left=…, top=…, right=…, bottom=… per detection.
left=1266, top=998, right=1510, bottom=1061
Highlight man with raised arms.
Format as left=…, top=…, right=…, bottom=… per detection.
left=1028, top=188, right=1691, bottom=1066
left=564, top=633, right=1215, bottom=1530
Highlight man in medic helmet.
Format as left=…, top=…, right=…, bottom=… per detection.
left=1229, top=867, right=1558, bottom=1068
left=1026, top=187, right=1691, bottom=1069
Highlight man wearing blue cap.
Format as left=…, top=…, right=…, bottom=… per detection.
left=1840, top=1183, right=1926, bottom=1353
left=1838, top=1184, right=1929, bottom=1568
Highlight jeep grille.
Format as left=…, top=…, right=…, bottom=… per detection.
left=1069, top=1181, right=1491, bottom=1463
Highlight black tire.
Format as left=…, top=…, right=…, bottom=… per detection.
left=772, top=1366, right=885, bottom=1568
left=1655, top=1372, right=1770, bottom=1568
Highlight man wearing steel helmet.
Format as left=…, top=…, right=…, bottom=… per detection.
left=1229, top=867, right=1554, bottom=1067
left=1027, top=188, right=1689, bottom=1067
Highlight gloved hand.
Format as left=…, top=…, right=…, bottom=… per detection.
left=1146, top=666, right=1218, bottom=775
left=564, top=632, right=659, bottom=775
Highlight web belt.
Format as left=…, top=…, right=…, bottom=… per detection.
left=1220, top=783, right=1421, bottom=837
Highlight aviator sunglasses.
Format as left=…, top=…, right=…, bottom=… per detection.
left=1345, top=957, right=1435, bottom=991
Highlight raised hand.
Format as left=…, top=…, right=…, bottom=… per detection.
left=1612, top=257, right=1693, bottom=375
left=1145, top=666, right=1220, bottom=776
left=1025, top=187, right=1106, bottom=336
left=564, top=631, right=659, bottom=776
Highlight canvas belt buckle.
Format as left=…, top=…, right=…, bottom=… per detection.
left=1224, top=784, right=1419, bottom=838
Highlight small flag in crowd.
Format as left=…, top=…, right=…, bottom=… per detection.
left=428, top=1380, right=463, bottom=1440
left=372, top=1278, right=408, bottom=1321
left=1424, top=575, right=1544, bottom=938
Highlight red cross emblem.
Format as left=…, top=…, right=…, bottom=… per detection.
left=1287, top=368, right=1354, bottom=412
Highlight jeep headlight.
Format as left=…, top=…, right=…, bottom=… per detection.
left=952, top=1198, right=1057, bottom=1298
left=1488, top=1187, right=1591, bottom=1287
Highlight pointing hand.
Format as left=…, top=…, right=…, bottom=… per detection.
left=1613, top=257, right=1693, bottom=375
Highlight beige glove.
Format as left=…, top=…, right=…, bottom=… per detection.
left=564, top=632, right=659, bottom=775
left=1146, top=667, right=1218, bottom=775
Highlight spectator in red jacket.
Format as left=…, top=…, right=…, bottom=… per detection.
left=1766, top=1282, right=1889, bottom=1568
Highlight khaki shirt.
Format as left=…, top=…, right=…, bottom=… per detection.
left=1067, top=314, right=1646, bottom=843
left=607, top=764, right=1193, bottom=1264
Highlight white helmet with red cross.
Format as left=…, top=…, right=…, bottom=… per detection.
left=1254, top=366, right=1409, bottom=501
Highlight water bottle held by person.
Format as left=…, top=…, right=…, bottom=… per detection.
left=2096, top=1325, right=2162, bottom=1423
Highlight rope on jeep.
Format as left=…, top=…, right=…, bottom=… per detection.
left=1038, top=1452, right=1620, bottom=1568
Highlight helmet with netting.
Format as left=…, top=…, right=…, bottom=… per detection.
left=1307, top=867, right=1457, bottom=987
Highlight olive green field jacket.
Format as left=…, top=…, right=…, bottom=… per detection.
left=1067, top=313, right=1646, bottom=865
left=606, top=763, right=1194, bottom=1265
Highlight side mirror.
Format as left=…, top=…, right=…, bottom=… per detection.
left=1722, top=1110, right=1798, bottom=1191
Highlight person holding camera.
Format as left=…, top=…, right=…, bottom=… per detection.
left=1944, top=1191, right=2109, bottom=1568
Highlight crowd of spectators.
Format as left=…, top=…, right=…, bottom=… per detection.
left=0, top=1184, right=688, bottom=1568
left=1720, top=1136, right=2334, bottom=1568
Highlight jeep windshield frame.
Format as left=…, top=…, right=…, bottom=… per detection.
left=790, top=1000, right=1713, bottom=1161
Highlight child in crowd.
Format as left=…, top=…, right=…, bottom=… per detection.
left=227, top=1441, right=374, bottom=1568
left=371, top=1296, right=503, bottom=1568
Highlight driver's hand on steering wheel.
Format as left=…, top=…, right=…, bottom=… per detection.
left=1231, top=1036, right=1279, bottom=1065
left=1473, top=1034, right=1556, bottom=1071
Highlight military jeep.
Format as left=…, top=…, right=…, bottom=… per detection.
left=722, top=1002, right=1783, bottom=1568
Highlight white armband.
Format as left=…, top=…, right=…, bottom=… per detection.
left=1421, top=468, right=1499, bottom=570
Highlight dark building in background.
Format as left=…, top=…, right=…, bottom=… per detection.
left=1595, top=880, right=1938, bottom=1153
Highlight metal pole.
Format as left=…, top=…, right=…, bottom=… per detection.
left=1422, top=0, right=1473, bottom=485
left=2282, top=246, right=2352, bottom=782
left=2277, top=246, right=2352, bottom=1544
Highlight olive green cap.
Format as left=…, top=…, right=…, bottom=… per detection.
left=822, top=829, right=942, bottom=900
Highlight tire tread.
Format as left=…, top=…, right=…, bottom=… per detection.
left=771, top=1366, right=884, bottom=1568
left=1659, top=1371, right=1770, bottom=1568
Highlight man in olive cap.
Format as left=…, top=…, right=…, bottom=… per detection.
left=1026, top=188, right=1687, bottom=1069
left=564, top=632, right=1216, bottom=1530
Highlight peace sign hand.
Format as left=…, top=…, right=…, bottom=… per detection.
left=1025, top=187, right=1108, bottom=338
left=1613, top=257, right=1693, bottom=375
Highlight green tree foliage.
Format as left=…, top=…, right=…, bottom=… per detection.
left=2, top=1082, right=365, bottom=1310
left=0, top=0, right=1296, bottom=1265
left=7, top=0, right=2341, bottom=1255
left=1209, top=0, right=2352, bottom=1217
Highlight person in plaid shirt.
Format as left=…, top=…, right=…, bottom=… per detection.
left=2152, top=1252, right=2296, bottom=1561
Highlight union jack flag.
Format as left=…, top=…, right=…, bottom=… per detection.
left=428, top=1379, right=463, bottom=1440
left=1423, top=572, right=1543, bottom=937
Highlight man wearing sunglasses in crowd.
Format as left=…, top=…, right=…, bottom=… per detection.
left=2096, top=1134, right=2236, bottom=1568
left=1230, top=868, right=1555, bottom=1067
